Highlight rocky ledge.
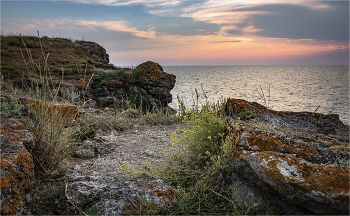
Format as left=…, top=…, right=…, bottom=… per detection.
left=226, top=98, right=349, bottom=215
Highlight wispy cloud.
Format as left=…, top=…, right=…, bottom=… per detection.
left=77, top=20, right=156, bottom=38
left=2, top=17, right=155, bottom=39
left=54, top=0, right=181, bottom=7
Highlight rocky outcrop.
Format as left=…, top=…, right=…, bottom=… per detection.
left=76, top=41, right=109, bottom=64
left=135, top=61, right=176, bottom=105
left=0, top=118, right=36, bottom=215
left=226, top=98, right=349, bottom=215
left=225, top=98, right=349, bottom=142
left=57, top=61, right=176, bottom=111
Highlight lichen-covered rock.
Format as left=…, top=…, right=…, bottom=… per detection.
left=229, top=120, right=349, bottom=215
left=0, top=119, right=35, bottom=215
left=225, top=98, right=349, bottom=142
left=136, top=61, right=176, bottom=105
left=65, top=172, right=175, bottom=215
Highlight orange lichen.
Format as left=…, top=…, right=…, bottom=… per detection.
left=105, top=80, right=122, bottom=85
left=257, top=152, right=349, bottom=202
left=231, top=122, right=349, bottom=206
left=114, top=195, right=119, bottom=200
left=329, top=140, right=344, bottom=147
left=136, top=61, right=175, bottom=87
left=133, top=181, right=138, bottom=185
left=152, top=187, right=175, bottom=200
left=102, top=107, right=115, bottom=112
left=1, top=150, right=35, bottom=215
left=232, top=123, right=317, bottom=161
left=72, top=80, right=88, bottom=86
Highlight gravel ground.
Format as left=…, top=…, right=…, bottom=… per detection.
left=20, top=122, right=187, bottom=215
left=61, top=123, right=187, bottom=175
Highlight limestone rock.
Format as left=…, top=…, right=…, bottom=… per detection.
left=229, top=120, right=349, bottom=215
left=0, top=118, right=35, bottom=215
left=65, top=172, right=175, bottom=215
left=225, top=98, right=349, bottom=142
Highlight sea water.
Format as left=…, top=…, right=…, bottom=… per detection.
left=163, top=65, right=349, bottom=126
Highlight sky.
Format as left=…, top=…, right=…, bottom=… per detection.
left=1, top=0, right=349, bottom=66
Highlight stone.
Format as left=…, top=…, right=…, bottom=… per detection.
left=76, top=41, right=109, bottom=64
left=225, top=98, right=349, bottom=142
left=105, top=80, right=123, bottom=91
left=135, top=61, right=176, bottom=106
left=228, top=120, right=349, bottom=215
left=0, top=118, right=36, bottom=215
left=65, top=172, right=175, bottom=215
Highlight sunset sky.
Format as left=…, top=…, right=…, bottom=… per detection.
left=1, top=0, right=349, bottom=66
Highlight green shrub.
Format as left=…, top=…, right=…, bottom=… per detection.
left=171, top=108, right=227, bottom=168
left=0, top=97, right=26, bottom=118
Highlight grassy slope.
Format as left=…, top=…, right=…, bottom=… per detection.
left=1, top=35, right=114, bottom=80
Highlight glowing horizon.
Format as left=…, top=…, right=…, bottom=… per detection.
left=1, top=0, right=349, bottom=66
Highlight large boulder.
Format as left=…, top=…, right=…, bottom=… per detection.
left=136, top=61, right=176, bottom=106
left=0, top=118, right=36, bottom=215
left=226, top=99, right=349, bottom=215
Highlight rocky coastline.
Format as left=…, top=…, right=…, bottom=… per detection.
left=1, top=36, right=349, bottom=215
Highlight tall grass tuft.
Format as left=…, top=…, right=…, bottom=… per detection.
left=19, top=30, right=90, bottom=172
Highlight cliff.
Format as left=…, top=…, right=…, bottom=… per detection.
left=1, top=35, right=176, bottom=111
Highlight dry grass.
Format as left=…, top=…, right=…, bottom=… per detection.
left=1, top=33, right=109, bottom=80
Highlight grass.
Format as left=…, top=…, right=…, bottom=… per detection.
left=0, top=33, right=112, bottom=80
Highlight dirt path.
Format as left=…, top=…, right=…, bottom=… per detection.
left=21, top=122, right=187, bottom=215
left=61, top=122, right=187, bottom=176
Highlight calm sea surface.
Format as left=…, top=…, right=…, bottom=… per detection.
left=163, top=65, right=349, bottom=126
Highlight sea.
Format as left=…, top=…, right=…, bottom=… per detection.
left=162, top=65, right=349, bottom=126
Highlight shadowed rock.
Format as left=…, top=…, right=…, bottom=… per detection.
left=64, top=171, right=175, bottom=215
